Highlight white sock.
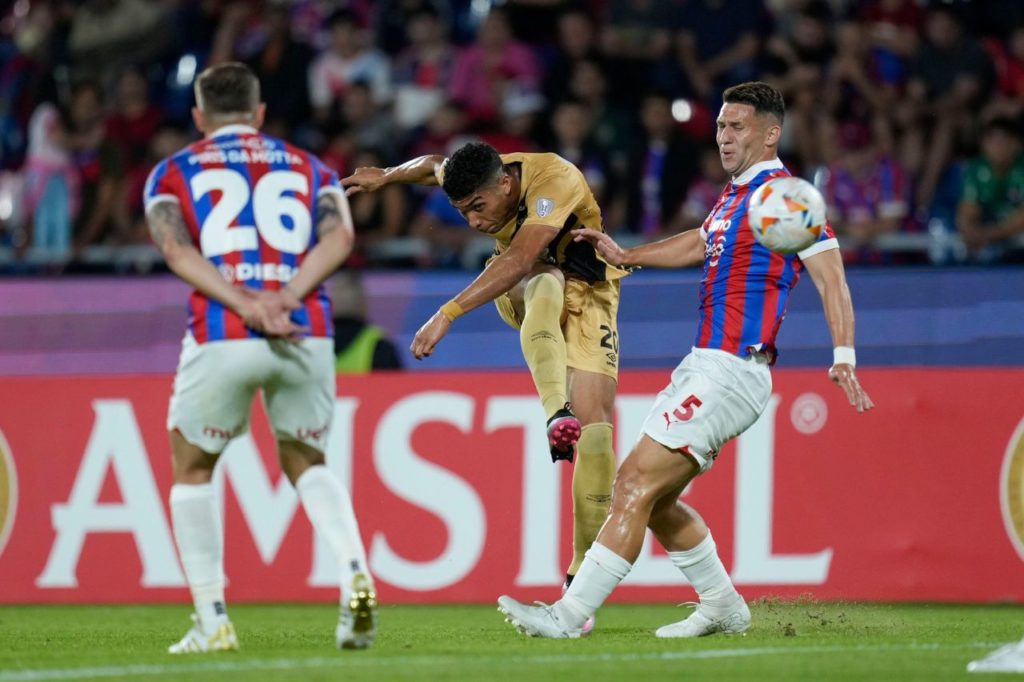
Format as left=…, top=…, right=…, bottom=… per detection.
left=170, top=483, right=227, bottom=631
left=296, top=465, right=370, bottom=603
left=555, top=542, right=632, bottom=627
left=667, top=531, right=740, bottom=613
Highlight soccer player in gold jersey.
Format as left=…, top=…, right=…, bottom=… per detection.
left=343, top=143, right=627, bottom=624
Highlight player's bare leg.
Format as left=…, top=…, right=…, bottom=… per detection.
left=507, top=263, right=581, bottom=461
left=500, top=435, right=748, bottom=638
left=167, top=430, right=238, bottom=654
left=280, top=439, right=376, bottom=650
left=647, top=486, right=749, bottom=638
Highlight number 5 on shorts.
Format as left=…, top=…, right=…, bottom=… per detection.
left=667, top=394, right=702, bottom=424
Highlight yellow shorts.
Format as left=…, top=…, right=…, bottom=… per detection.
left=494, top=278, right=620, bottom=381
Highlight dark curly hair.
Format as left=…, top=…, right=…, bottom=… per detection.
left=442, top=142, right=505, bottom=201
left=723, top=81, right=785, bottom=125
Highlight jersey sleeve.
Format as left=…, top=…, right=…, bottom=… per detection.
left=143, top=159, right=183, bottom=211
left=797, top=216, right=839, bottom=260
left=523, top=166, right=586, bottom=230
left=314, top=157, right=345, bottom=199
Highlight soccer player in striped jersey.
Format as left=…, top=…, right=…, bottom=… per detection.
left=498, top=81, right=874, bottom=639
left=145, top=63, right=376, bottom=653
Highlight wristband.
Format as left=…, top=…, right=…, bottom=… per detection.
left=440, top=300, right=465, bottom=323
left=832, top=346, right=856, bottom=367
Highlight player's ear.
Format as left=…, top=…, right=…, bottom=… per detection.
left=191, top=107, right=204, bottom=135
left=253, top=103, right=267, bottom=129
left=765, top=122, right=782, bottom=148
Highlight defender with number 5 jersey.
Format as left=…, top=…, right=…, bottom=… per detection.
left=144, top=127, right=339, bottom=343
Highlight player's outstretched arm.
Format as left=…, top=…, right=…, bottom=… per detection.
left=283, top=191, right=354, bottom=302
left=572, top=228, right=705, bottom=269
left=146, top=200, right=302, bottom=338
left=410, top=223, right=559, bottom=359
left=341, top=155, right=445, bottom=196
left=802, top=248, right=874, bottom=413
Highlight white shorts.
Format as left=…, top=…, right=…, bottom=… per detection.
left=168, top=334, right=336, bottom=454
left=641, top=347, right=772, bottom=473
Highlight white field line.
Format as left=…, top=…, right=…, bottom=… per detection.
left=0, top=642, right=1001, bottom=681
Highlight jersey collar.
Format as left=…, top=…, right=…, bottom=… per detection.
left=208, top=124, right=259, bottom=138
left=732, top=158, right=784, bottom=186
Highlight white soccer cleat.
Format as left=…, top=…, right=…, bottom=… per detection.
left=336, top=572, right=378, bottom=650
left=968, top=638, right=1024, bottom=673
left=167, top=614, right=239, bottom=654
left=497, top=596, right=585, bottom=639
left=655, top=599, right=751, bottom=638
left=562, top=582, right=595, bottom=636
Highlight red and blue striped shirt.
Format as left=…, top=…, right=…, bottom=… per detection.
left=696, top=159, right=838, bottom=362
left=144, top=125, right=337, bottom=344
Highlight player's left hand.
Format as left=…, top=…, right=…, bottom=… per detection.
left=410, top=310, right=451, bottom=360
left=829, top=364, right=874, bottom=413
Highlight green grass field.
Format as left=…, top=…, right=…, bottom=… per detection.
left=1, top=600, right=1021, bottom=681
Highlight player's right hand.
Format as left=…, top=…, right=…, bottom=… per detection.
left=238, top=290, right=307, bottom=342
left=341, top=167, right=387, bottom=196
left=571, top=228, right=626, bottom=266
left=828, top=364, right=875, bottom=413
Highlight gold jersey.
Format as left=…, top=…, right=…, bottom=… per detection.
left=438, top=152, right=630, bottom=282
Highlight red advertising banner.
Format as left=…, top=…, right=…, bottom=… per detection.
left=0, top=370, right=1022, bottom=605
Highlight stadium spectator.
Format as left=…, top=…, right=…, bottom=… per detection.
left=541, top=8, right=600, bottom=106
left=566, top=59, right=633, bottom=178
left=448, top=7, right=541, bottom=125
left=21, top=102, right=78, bottom=259
left=955, top=118, right=1024, bottom=263
left=982, top=24, right=1024, bottom=122
left=244, top=2, right=314, bottom=134
left=308, top=9, right=392, bottom=124
left=548, top=98, right=614, bottom=208
left=68, top=81, right=129, bottom=256
left=337, top=81, right=401, bottom=163
left=347, top=147, right=408, bottom=257
left=598, top=0, right=679, bottom=104
left=330, top=270, right=404, bottom=372
left=822, top=119, right=910, bottom=257
left=373, top=0, right=447, bottom=56
left=676, top=0, right=766, bottom=103
left=105, top=68, right=165, bottom=231
left=624, top=92, right=699, bottom=237
left=67, top=0, right=165, bottom=86
left=902, top=4, right=995, bottom=214
left=391, top=5, right=458, bottom=131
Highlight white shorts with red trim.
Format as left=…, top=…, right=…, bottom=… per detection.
left=168, top=333, right=335, bottom=454
left=641, top=347, right=772, bottom=473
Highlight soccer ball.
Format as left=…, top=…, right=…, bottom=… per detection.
left=747, top=176, right=827, bottom=254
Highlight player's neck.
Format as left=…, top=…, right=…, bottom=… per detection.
left=203, top=117, right=258, bottom=138
left=731, top=156, right=782, bottom=185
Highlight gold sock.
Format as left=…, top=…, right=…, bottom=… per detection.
left=569, top=422, right=616, bottom=576
left=520, top=273, right=568, bottom=418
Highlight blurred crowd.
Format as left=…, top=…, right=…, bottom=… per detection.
left=1, top=0, right=1024, bottom=272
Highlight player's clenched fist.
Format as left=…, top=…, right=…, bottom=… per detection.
left=341, top=167, right=387, bottom=196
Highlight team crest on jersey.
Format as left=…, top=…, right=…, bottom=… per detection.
left=1000, top=416, right=1024, bottom=563
left=536, top=198, right=555, bottom=218
left=0, top=427, right=18, bottom=560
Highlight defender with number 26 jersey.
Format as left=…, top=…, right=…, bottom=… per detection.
left=144, top=124, right=340, bottom=343
left=697, top=159, right=838, bottom=362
